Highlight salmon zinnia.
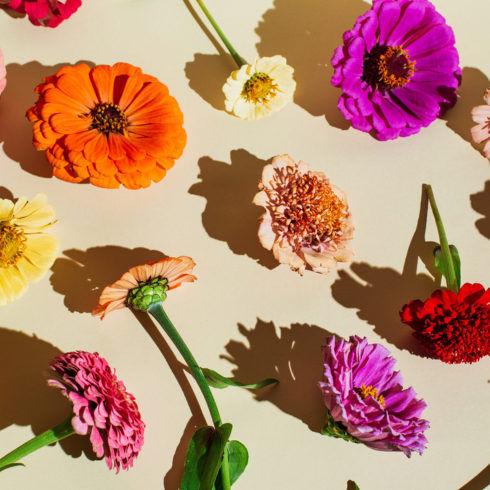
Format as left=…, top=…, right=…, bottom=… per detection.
left=27, top=63, right=187, bottom=190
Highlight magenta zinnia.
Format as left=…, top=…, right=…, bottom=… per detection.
left=318, top=336, right=429, bottom=457
left=4, top=0, right=82, bottom=27
left=331, top=0, right=460, bottom=140
left=253, top=154, right=354, bottom=275
left=47, top=351, right=145, bottom=472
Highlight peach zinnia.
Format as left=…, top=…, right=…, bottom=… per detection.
left=92, top=256, right=196, bottom=319
left=253, top=155, right=354, bottom=275
left=27, top=63, right=187, bottom=190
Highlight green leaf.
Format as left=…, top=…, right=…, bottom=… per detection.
left=321, top=409, right=361, bottom=444
left=352, top=482, right=360, bottom=490
left=214, top=440, right=249, bottom=489
left=433, top=245, right=461, bottom=290
left=202, top=368, right=278, bottom=390
left=0, top=463, right=25, bottom=473
left=181, top=426, right=214, bottom=490
left=199, top=424, right=233, bottom=490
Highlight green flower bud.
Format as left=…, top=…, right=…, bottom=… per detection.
left=127, top=277, right=169, bottom=312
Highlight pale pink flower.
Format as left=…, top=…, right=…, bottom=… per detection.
left=471, top=88, right=490, bottom=158
left=47, top=351, right=145, bottom=473
left=253, top=155, right=354, bottom=275
left=0, top=47, right=6, bottom=98
left=92, top=256, right=196, bottom=319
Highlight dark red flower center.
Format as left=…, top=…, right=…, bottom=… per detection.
left=91, top=102, right=129, bottom=135
left=362, top=45, right=415, bottom=93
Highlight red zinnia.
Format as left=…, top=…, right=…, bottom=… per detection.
left=5, top=0, right=82, bottom=27
left=400, top=283, right=490, bottom=364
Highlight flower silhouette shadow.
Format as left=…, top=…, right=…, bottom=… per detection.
left=471, top=182, right=490, bottom=240
left=0, top=4, right=26, bottom=20
left=222, top=319, right=334, bottom=432
left=331, top=188, right=439, bottom=355
left=133, top=312, right=205, bottom=490
left=0, top=327, right=98, bottom=461
left=183, top=0, right=236, bottom=111
left=458, top=465, right=490, bottom=490
left=0, top=61, right=95, bottom=179
left=441, top=67, right=490, bottom=156
left=50, top=246, right=167, bottom=314
left=189, top=149, right=278, bottom=269
left=0, top=186, right=14, bottom=201
left=255, top=0, right=370, bottom=128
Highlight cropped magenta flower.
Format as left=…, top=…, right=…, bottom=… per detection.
left=47, top=351, right=145, bottom=472
left=5, top=0, right=82, bottom=27
left=400, top=283, right=490, bottom=364
left=331, top=0, right=460, bottom=140
left=318, top=336, right=429, bottom=457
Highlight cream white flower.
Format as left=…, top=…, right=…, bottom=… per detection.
left=0, top=193, right=59, bottom=305
left=253, top=155, right=354, bottom=275
left=223, top=56, right=296, bottom=120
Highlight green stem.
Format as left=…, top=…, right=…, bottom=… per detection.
left=195, top=0, right=244, bottom=68
left=220, top=450, right=231, bottom=490
left=426, top=184, right=459, bottom=293
left=0, top=415, right=75, bottom=470
left=148, top=302, right=222, bottom=427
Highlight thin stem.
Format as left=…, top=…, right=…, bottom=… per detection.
left=194, top=0, right=244, bottom=68
left=220, top=450, right=231, bottom=490
left=0, top=415, right=75, bottom=470
left=425, top=184, right=458, bottom=293
left=148, top=302, right=222, bottom=427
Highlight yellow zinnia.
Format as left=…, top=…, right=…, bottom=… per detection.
left=0, top=193, right=59, bottom=305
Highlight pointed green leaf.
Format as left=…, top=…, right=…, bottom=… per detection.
left=0, top=463, right=25, bottom=473
left=433, top=245, right=461, bottom=290
left=352, top=483, right=360, bottom=490
left=202, top=368, right=278, bottom=390
left=181, top=426, right=214, bottom=490
left=199, top=424, right=233, bottom=490
left=214, top=440, right=249, bottom=489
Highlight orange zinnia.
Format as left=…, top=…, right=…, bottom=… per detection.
left=27, top=63, right=187, bottom=190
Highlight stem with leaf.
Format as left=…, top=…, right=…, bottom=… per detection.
left=194, top=0, right=244, bottom=68
left=0, top=415, right=75, bottom=472
left=425, top=184, right=459, bottom=293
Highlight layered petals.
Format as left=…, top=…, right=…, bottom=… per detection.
left=318, top=336, right=429, bottom=456
left=253, top=155, right=354, bottom=275
left=47, top=351, right=145, bottom=472
left=6, top=0, right=82, bottom=27
left=332, top=0, right=460, bottom=140
left=27, top=63, right=187, bottom=189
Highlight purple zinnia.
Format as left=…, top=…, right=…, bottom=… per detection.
left=331, top=0, right=460, bottom=141
left=318, top=336, right=429, bottom=457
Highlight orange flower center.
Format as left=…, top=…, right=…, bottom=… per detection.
left=91, top=102, right=129, bottom=135
left=354, top=384, right=386, bottom=408
left=362, top=44, right=415, bottom=93
left=266, top=167, right=347, bottom=251
left=242, top=73, right=278, bottom=104
left=0, top=225, right=27, bottom=268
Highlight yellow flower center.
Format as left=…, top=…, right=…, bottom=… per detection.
left=91, top=102, right=129, bottom=135
left=362, top=44, right=415, bottom=93
left=354, top=384, right=386, bottom=408
left=0, top=225, right=27, bottom=268
left=242, top=73, right=278, bottom=104
left=266, top=167, right=347, bottom=251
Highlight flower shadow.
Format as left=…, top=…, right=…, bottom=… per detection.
left=441, top=66, right=490, bottom=156
left=471, top=182, right=490, bottom=240
left=458, top=465, right=490, bottom=490
left=132, top=312, right=205, bottom=490
left=331, top=187, right=439, bottom=356
left=0, top=61, right=94, bottom=179
left=0, top=5, right=26, bottom=20
left=221, top=318, right=334, bottom=432
left=50, top=246, right=168, bottom=314
left=0, top=326, right=98, bottom=461
left=255, top=0, right=371, bottom=128
left=188, top=149, right=278, bottom=269
left=0, top=186, right=14, bottom=201
left=182, top=0, right=236, bottom=111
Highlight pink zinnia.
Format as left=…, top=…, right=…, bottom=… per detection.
left=470, top=88, right=490, bottom=158
left=0, top=48, right=6, bottom=98
left=5, top=0, right=82, bottom=27
left=47, top=351, right=145, bottom=472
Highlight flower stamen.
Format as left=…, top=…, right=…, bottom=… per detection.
left=242, top=73, right=278, bottom=105
left=0, top=225, right=27, bottom=268
left=90, top=102, right=129, bottom=135
left=354, top=383, right=386, bottom=408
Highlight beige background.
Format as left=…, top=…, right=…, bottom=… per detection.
left=1, top=0, right=490, bottom=488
